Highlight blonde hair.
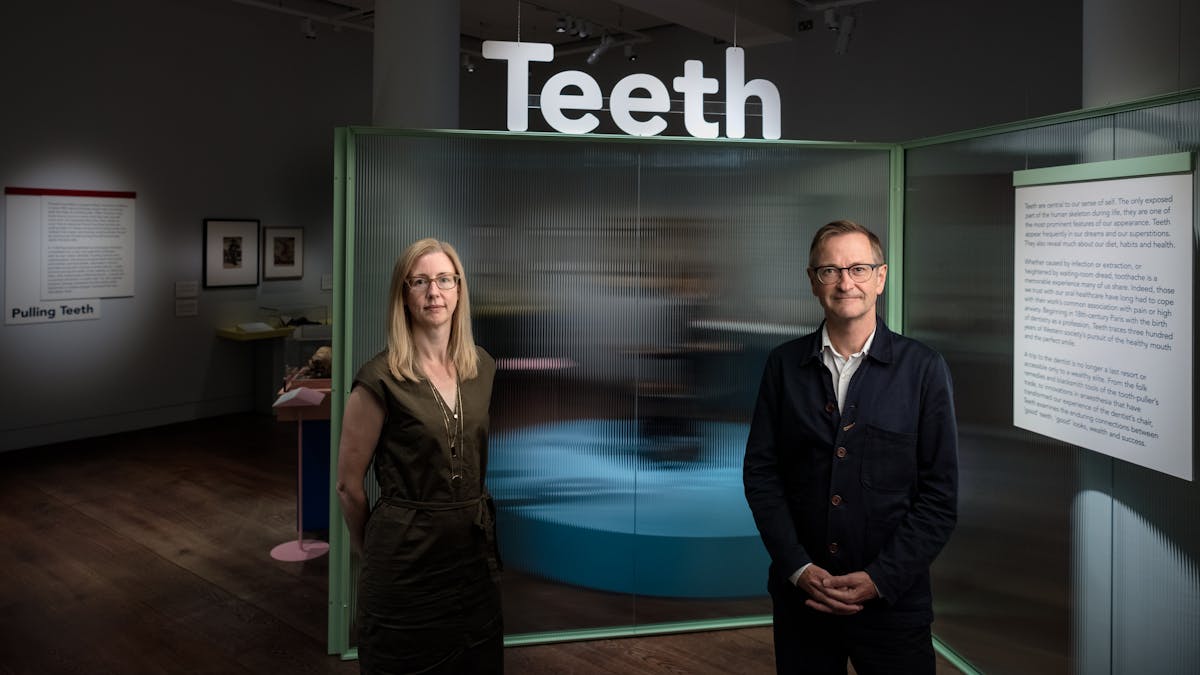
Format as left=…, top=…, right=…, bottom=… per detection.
left=808, top=220, right=885, bottom=268
left=385, top=238, right=480, bottom=382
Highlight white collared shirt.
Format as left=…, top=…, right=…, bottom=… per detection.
left=820, top=325, right=877, bottom=412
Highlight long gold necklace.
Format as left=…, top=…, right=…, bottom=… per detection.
left=429, top=376, right=463, bottom=483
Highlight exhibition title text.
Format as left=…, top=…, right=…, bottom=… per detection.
left=11, top=302, right=96, bottom=321
left=482, top=41, right=781, bottom=139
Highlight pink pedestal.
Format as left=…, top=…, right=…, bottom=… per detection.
left=271, top=387, right=330, bottom=562
left=270, top=538, right=330, bottom=562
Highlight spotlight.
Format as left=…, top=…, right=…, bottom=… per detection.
left=586, top=34, right=613, bottom=65
left=461, top=53, right=476, bottom=73
left=624, top=44, right=637, bottom=62
left=577, top=21, right=591, bottom=39
left=823, top=9, right=839, bottom=30
left=555, top=15, right=568, bottom=33
left=301, top=17, right=317, bottom=39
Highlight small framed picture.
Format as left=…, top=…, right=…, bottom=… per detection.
left=203, top=219, right=260, bottom=287
left=263, top=227, right=304, bottom=280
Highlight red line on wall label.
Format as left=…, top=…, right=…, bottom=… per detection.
left=5, top=187, right=136, bottom=199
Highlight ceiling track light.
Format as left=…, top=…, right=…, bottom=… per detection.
left=823, top=9, right=839, bottom=30
left=586, top=34, right=614, bottom=65
left=624, top=43, right=637, bottom=62
left=461, top=53, right=476, bottom=73
left=833, top=14, right=855, bottom=54
left=555, top=15, right=568, bottom=33
left=301, top=17, right=317, bottom=39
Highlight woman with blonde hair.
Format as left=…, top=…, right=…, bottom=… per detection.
left=336, top=238, right=502, bottom=674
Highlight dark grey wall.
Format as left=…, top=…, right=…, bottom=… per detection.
left=463, top=0, right=1084, bottom=142
left=0, top=0, right=372, bottom=450
left=1084, top=0, right=1200, bottom=107
left=8, top=0, right=1188, bottom=452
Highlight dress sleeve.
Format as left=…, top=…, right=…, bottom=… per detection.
left=475, top=345, right=496, bottom=378
left=352, top=352, right=389, bottom=405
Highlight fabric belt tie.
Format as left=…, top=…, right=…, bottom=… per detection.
left=379, top=493, right=503, bottom=570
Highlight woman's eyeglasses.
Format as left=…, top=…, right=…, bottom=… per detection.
left=406, top=275, right=460, bottom=292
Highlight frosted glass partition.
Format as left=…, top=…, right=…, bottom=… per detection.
left=330, top=129, right=893, bottom=652
left=904, top=96, right=1200, bottom=674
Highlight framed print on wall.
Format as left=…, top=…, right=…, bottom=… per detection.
left=203, top=218, right=259, bottom=287
left=263, top=227, right=304, bottom=280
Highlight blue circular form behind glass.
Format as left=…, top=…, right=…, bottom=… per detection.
left=489, top=419, right=770, bottom=598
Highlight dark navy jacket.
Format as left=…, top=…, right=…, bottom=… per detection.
left=744, top=317, right=958, bottom=625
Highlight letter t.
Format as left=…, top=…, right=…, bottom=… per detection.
left=481, top=41, right=554, bottom=131
left=672, top=60, right=719, bottom=139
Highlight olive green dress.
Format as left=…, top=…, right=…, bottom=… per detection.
left=353, top=347, right=502, bottom=674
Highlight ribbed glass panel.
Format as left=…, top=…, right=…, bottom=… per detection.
left=1114, top=99, right=1200, bottom=159
left=905, top=124, right=1100, bottom=674
left=906, top=97, right=1200, bottom=675
left=632, top=143, right=890, bottom=624
left=1110, top=471, right=1200, bottom=675
left=341, top=131, right=891, bottom=644
left=1105, top=99, right=1200, bottom=675
left=1072, top=451, right=1113, bottom=675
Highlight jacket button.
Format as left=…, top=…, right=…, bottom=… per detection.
left=835, top=447, right=847, bottom=458
left=828, top=542, right=839, bottom=554
left=824, top=403, right=835, bottom=413
left=831, top=494, right=842, bottom=506
left=842, top=422, right=855, bottom=431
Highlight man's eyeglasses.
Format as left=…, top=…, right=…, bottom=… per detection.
left=406, top=275, right=460, bottom=292
left=810, top=263, right=883, bottom=285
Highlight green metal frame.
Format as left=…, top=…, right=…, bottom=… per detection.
left=902, top=86, right=1200, bottom=150
left=888, top=145, right=906, bottom=331
left=934, top=636, right=984, bottom=675
left=1012, top=151, right=1193, bottom=186
left=325, top=127, right=899, bottom=658
left=328, top=86, right=1200, bottom=661
left=328, top=124, right=898, bottom=150
left=328, top=126, right=356, bottom=655
left=505, top=614, right=774, bottom=646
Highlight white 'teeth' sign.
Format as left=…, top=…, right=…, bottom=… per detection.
left=480, top=41, right=781, bottom=140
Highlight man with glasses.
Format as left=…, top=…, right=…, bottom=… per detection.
left=744, top=220, right=958, bottom=674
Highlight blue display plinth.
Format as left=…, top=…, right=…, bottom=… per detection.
left=300, top=419, right=330, bottom=531
left=489, top=419, right=769, bottom=598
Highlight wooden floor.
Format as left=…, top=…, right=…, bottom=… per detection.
left=0, top=413, right=957, bottom=674
left=506, top=628, right=776, bottom=674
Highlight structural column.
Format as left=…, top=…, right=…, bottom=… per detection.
left=373, top=1, right=460, bottom=128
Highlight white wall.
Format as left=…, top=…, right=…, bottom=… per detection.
left=0, top=0, right=371, bottom=451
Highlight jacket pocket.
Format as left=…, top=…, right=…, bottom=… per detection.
left=860, top=424, right=918, bottom=493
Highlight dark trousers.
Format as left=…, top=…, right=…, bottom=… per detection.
left=771, top=591, right=934, bottom=675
